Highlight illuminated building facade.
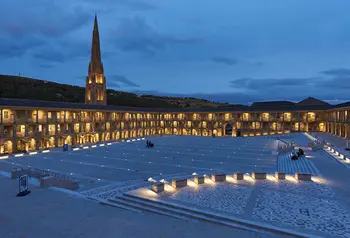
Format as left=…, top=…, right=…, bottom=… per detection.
left=0, top=16, right=349, bottom=154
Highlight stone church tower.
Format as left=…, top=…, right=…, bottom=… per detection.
left=85, top=15, right=107, bottom=105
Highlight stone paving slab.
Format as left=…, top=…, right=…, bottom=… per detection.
left=130, top=176, right=349, bottom=238
left=0, top=176, right=272, bottom=238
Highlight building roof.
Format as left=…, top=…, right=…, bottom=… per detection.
left=296, top=97, right=330, bottom=106
left=0, top=97, right=347, bottom=113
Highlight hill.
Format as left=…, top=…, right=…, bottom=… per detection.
left=0, top=75, right=230, bottom=108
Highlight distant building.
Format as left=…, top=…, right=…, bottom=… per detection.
left=85, top=15, right=107, bottom=105
left=0, top=17, right=349, bottom=154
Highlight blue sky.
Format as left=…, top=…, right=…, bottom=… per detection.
left=1, top=0, right=350, bottom=104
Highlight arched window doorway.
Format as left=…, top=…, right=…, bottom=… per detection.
left=225, top=124, right=232, bottom=136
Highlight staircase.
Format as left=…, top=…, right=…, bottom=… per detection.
left=102, top=191, right=316, bottom=238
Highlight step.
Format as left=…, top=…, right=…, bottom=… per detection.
left=107, top=196, right=191, bottom=221
left=122, top=193, right=317, bottom=238
left=115, top=195, right=270, bottom=234
left=100, top=198, right=142, bottom=213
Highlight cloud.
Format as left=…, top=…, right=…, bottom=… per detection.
left=229, top=77, right=318, bottom=91
left=39, top=64, right=56, bottom=69
left=32, top=39, right=90, bottom=63
left=212, top=57, right=239, bottom=66
left=318, top=68, right=350, bottom=89
left=321, top=68, right=350, bottom=77
left=83, top=0, right=157, bottom=11
left=113, top=0, right=157, bottom=11
left=108, top=75, right=140, bottom=88
left=110, top=16, right=201, bottom=55
left=0, top=1, right=90, bottom=58
left=0, top=36, right=45, bottom=58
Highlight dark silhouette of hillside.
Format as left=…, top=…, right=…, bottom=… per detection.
left=0, top=74, right=229, bottom=108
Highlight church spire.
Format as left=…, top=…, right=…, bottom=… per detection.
left=89, top=14, right=103, bottom=74
left=85, top=15, right=107, bottom=105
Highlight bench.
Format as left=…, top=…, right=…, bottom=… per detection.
left=11, top=168, right=30, bottom=179
left=275, top=171, right=286, bottom=180
left=40, top=176, right=79, bottom=189
left=171, top=179, right=187, bottom=188
left=211, top=174, right=226, bottom=182
left=295, top=173, right=312, bottom=181
left=233, top=172, right=244, bottom=180
left=152, top=183, right=165, bottom=193
left=194, top=175, right=205, bottom=184
left=252, top=172, right=266, bottom=180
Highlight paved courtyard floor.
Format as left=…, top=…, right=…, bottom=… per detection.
left=0, top=177, right=269, bottom=238
left=1, top=133, right=350, bottom=237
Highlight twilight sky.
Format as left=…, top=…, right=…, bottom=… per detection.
left=1, top=0, right=350, bottom=105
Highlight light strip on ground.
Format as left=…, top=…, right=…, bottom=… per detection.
left=42, top=150, right=50, bottom=153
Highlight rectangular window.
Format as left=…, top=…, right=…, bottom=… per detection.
left=4, top=111, right=9, bottom=119
left=38, top=125, right=42, bottom=132
left=48, top=112, right=52, bottom=119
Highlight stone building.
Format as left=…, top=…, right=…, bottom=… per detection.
left=0, top=16, right=349, bottom=154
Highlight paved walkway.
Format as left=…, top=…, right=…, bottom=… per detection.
left=306, top=133, right=350, bottom=210
left=0, top=176, right=271, bottom=238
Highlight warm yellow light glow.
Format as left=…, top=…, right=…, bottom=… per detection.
left=286, top=175, right=298, bottom=183
left=244, top=174, right=256, bottom=183
left=143, top=189, right=159, bottom=198
left=187, top=180, right=198, bottom=188
left=226, top=176, right=238, bottom=184
left=29, top=152, right=38, bottom=155
left=266, top=174, right=278, bottom=182
left=311, top=176, right=327, bottom=184
left=164, top=184, right=176, bottom=192
left=204, top=177, right=216, bottom=185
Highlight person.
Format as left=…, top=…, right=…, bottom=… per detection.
left=146, top=140, right=149, bottom=147
left=298, top=148, right=304, bottom=157
left=291, top=152, right=298, bottom=160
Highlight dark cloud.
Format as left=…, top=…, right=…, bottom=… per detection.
left=114, top=0, right=157, bottom=11
left=84, top=0, right=157, bottom=11
left=321, top=68, right=350, bottom=77
left=318, top=68, right=350, bottom=89
left=107, top=81, right=121, bottom=89
left=108, top=75, right=140, bottom=88
left=0, top=37, right=45, bottom=59
left=0, top=1, right=90, bottom=58
left=110, top=16, right=201, bottom=55
left=32, top=40, right=90, bottom=63
left=229, top=77, right=318, bottom=90
left=39, top=64, right=56, bottom=69
left=212, top=57, right=239, bottom=66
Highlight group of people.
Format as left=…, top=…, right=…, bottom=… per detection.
left=146, top=140, right=154, bottom=148
left=291, top=148, right=305, bottom=160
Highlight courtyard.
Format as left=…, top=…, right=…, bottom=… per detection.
left=1, top=132, right=350, bottom=237
left=1, top=134, right=290, bottom=191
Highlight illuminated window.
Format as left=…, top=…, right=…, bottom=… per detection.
left=87, top=91, right=91, bottom=101
left=4, top=111, right=8, bottom=119
left=38, top=125, right=42, bottom=132
left=96, top=75, right=103, bottom=84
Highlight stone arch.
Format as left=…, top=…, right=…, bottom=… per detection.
left=224, top=123, right=233, bottom=136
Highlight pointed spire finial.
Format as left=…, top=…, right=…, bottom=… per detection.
left=89, top=14, right=103, bottom=74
